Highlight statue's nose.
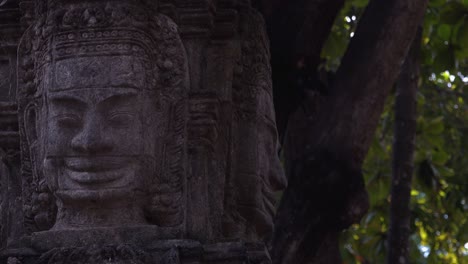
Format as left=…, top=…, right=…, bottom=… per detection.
left=70, top=116, right=113, bottom=154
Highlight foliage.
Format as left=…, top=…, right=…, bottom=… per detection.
left=319, top=0, right=468, bottom=263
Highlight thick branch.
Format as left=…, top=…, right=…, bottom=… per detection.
left=387, top=28, right=421, bottom=264
left=318, top=1, right=428, bottom=163
left=272, top=0, right=428, bottom=263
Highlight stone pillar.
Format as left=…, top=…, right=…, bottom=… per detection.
left=0, top=0, right=285, bottom=263
left=0, top=0, right=23, bottom=253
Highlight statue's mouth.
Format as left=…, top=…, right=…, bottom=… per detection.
left=65, top=157, right=128, bottom=172
left=63, top=156, right=133, bottom=185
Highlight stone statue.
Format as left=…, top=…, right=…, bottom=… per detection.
left=17, top=0, right=188, bottom=234
left=0, top=0, right=285, bottom=262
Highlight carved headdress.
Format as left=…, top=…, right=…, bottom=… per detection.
left=17, top=0, right=189, bottom=232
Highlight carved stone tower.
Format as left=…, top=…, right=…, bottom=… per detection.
left=0, top=0, right=285, bottom=263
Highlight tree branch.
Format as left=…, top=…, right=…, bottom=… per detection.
left=320, top=1, right=428, bottom=162
left=272, top=0, right=428, bottom=263
left=387, top=28, right=422, bottom=264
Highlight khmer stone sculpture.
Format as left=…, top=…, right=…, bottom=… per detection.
left=0, top=0, right=286, bottom=263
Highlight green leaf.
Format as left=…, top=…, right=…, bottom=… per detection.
left=425, top=134, right=444, bottom=149
left=431, top=150, right=450, bottom=166
left=426, top=116, right=445, bottom=135
left=437, top=24, right=452, bottom=41
left=321, top=33, right=348, bottom=61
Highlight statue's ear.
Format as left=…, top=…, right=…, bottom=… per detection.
left=23, top=102, right=50, bottom=188
left=24, top=103, right=39, bottom=147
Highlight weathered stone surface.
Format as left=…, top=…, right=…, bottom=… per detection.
left=0, top=0, right=284, bottom=262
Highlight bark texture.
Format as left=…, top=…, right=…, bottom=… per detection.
left=270, top=0, right=428, bottom=263
left=387, top=29, right=422, bottom=264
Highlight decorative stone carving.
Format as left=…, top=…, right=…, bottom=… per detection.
left=4, top=240, right=271, bottom=264
left=17, top=0, right=188, bottom=233
left=225, top=8, right=286, bottom=240
left=0, top=0, right=284, bottom=263
left=36, top=245, right=153, bottom=264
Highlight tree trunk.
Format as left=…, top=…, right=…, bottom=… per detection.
left=387, top=28, right=422, bottom=264
left=270, top=0, right=428, bottom=263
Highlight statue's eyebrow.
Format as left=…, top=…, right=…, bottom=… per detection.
left=48, top=95, right=87, bottom=108
left=99, top=92, right=138, bottom=105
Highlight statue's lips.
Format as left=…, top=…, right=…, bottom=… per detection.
left=63, top=157, right=132, bottom=184
left=64, top=157, right=129, bottom=172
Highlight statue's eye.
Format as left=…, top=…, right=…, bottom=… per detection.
left=55, top=114, right=82, bottom=128
left=108, top=112, right=134, bottom=128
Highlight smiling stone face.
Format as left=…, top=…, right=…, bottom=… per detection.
left=15, top=0, right=189, bottom=237
left=40, top=55, right=159, bottom=229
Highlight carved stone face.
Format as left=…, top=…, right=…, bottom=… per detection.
left=40, top=55, right=158, bottom=228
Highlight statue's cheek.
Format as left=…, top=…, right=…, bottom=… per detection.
left=103, top=122, right=143, bottom=155
left=44, top=115, right=80, bottom=154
